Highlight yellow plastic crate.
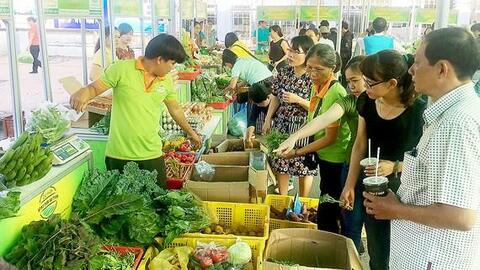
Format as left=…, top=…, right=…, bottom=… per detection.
left=167, top=237, right=264, bottom=270
left=137, top=237, right=264, bottom=270
left=264, top=194, right=318, bottom=232
left=183, top=201, right=270, bottom=240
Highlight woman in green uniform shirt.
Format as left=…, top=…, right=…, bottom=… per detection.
left=70, top=34, right=201, bottom=187
left=281, top=44, right=351, bottom=234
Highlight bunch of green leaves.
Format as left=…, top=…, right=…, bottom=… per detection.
left=318, top=194, right=342, bottom=205
left=192, top=71, right=227, bottom=103
left=28, top=105, right=70, bottom=144
left=264, top=129, right=290, bottom=154
left=90, top=249, right=136, bottom=270
left=5, top=214, right=102, bottom=270
left=0, top=191, right=21, bottom=220
left=154, top=190, right=210, bottom=246
left=215, top=74, right=231, bottom=90
left=90, top=112, right=111, bottom=135
left=73, top=163, right=165, bottom=245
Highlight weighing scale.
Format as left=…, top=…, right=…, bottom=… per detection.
left=50, top=135, right=90, bottom=165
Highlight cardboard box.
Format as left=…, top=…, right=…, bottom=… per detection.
left=201, top=152, right=271, bottom=194
left=215, top=139, right=260, bottom=153
left=200, top=152, right=249, bottom=166
left=185, top=166, right=250, bottom=203
left=264, top=229, right=362, bottom=270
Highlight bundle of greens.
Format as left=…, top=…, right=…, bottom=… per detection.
left=5, top=214, right=102, bottom=270
left=264, top=130, right=290, bottom=154
left=191, top=72, right=227, bottom=103
left=90, top=112, right=111, bottom=135
left=73, top=162, right=209, bottom=246
left=0, top=191, right=20, bottom=220
left=154, top=190, right=210, bottom=245
left=73, top=162, right=163, bottom=245
left=90, top=249, right=136, bottom=270
left=27, top=105, right=70, bottom=144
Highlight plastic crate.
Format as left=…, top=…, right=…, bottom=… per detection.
left=102, top=245, right=144, bottom=270
left=207, top=100, right=231, bottom=110
left=183, top=201, right=270, bottom=241
left=178, top=70, right=201, bottom=81
left=167, top=237, right=264, bottom=270
left=264, top=194, right=318, bottom=231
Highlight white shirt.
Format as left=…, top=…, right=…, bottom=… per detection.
left=391, top=83, right=480, bottom=270
left=318, top=38, right=334, bottom=49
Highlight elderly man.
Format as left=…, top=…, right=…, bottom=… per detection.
left=363, top=27, right=480, bottom=269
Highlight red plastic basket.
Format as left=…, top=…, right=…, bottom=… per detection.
left=101, top=245, right=144, bottom=270
left=207, top=100, right=231, bottom=110
left=166, top=166, right=193, bottom=189
left=178, top=70, right=201, bottom=81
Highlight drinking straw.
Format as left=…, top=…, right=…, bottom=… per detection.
left=368, top=139, right=371, bottom=160
left=375, top=147, right=380, bottom=178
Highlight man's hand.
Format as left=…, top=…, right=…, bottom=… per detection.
left=340, top=186, right=355, bottom=210
left=70, top=88, right=91, bottom=112
left=363, top=190, right=402, bottom=220
left=282, top=92, right=301, bottom=104
left=365, top=160, right=395, bottom=177
left=188, top=132, right=202, bottom=150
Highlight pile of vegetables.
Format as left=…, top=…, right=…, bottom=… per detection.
left=199, top=224, right=264, bottom=237
left=164, top=151, right=196, bottom=180
left=27, top=105, right=70, bottom=144
left=0, top=132, right=53, bottom=188
left=0, top=191, right=20, bottom=220
left=90, top=112, right=111, bottom=135
left=214, top=75, right=231, bottom=90
left=270, top=204, right=317, bottom=223
left=176, top=58, right=199, bottom=73
left=163, top=137, right=194, bottom=152
left=191, top=72, right=228, bottom=103
left=264, top=130, right=290, bottom=154
left=5, top=214, right=103, bottom=270
left=90, top=249, right=137, bottom=270
left=73, top=163, right=209, bottom=246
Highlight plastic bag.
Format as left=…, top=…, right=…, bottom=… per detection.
left=17, top=51, right=33, bottom=64
left=192, top=161, right=215, bottom=181
left=192, top=242, right=229, bottom=269
left=228, top=107, right=247, bottom=137
left=149, top=246, right=193, bottom=270
left=27, top=102, right=74, bottom=144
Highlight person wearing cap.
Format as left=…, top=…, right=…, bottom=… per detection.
left=319, top=26, right=335, bottom=49
left=354, top=17, right=402, bottom=56
left=70, top=34, right=202, bottom=187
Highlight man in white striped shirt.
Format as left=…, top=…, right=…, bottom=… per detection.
left=362, top=27, right=480, bottom=269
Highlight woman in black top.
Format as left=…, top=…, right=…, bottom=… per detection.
left=268, top=25, right=288, bottom=71
left=341, top=50, right=426, bottom=270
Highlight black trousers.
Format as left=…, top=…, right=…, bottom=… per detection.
left=105, top=156, right=167, bottom=188
left=317, top=159, right=345, bottom=234
left=363, top=173, right=401, bottom=270
left=29, top=45, right=41, bottom=72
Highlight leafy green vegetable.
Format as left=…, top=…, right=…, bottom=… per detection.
left=318, top=194, right=342, bottom=205
left=0, top=191, right=21, bottom=220
left=154, top=190, right=210, bottom=246
left=5, top=214, right=102, bottom=270
left=28, top=105, right=70, bottom=144
left=90, top=249, right=136, bottom=270
left=90, top=112, right=111, bottom=135
left=191, top=71, right=228, bottom=103
left=264, top=130, right=290, bottom=154
left=266, top=258, right=299, bottom=266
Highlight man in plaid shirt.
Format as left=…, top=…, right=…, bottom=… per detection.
left=362, top=27, right=480, bottom=269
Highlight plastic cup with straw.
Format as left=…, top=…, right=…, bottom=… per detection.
left=363, top=147, right=389, bottom=197
left=360, top=138, right=377, bottom=167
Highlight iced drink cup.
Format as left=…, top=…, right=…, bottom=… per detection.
left=363, top=176, right=388, bottom=197
left=360, top=157, right=378, bottom=168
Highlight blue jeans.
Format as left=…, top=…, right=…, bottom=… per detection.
left=340, top=163, right=365, bottom=252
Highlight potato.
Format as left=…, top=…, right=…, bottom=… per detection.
left=204, top=227, right=212, bottom=234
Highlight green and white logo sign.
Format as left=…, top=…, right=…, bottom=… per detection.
left=44, top=0, right=101, bottom=17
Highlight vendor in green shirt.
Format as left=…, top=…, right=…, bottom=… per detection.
left=277, top=44, right=351, bottom=234
left=70, top=34, right=201, bottom=187
left=275, top=55, right=367, bottom=251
